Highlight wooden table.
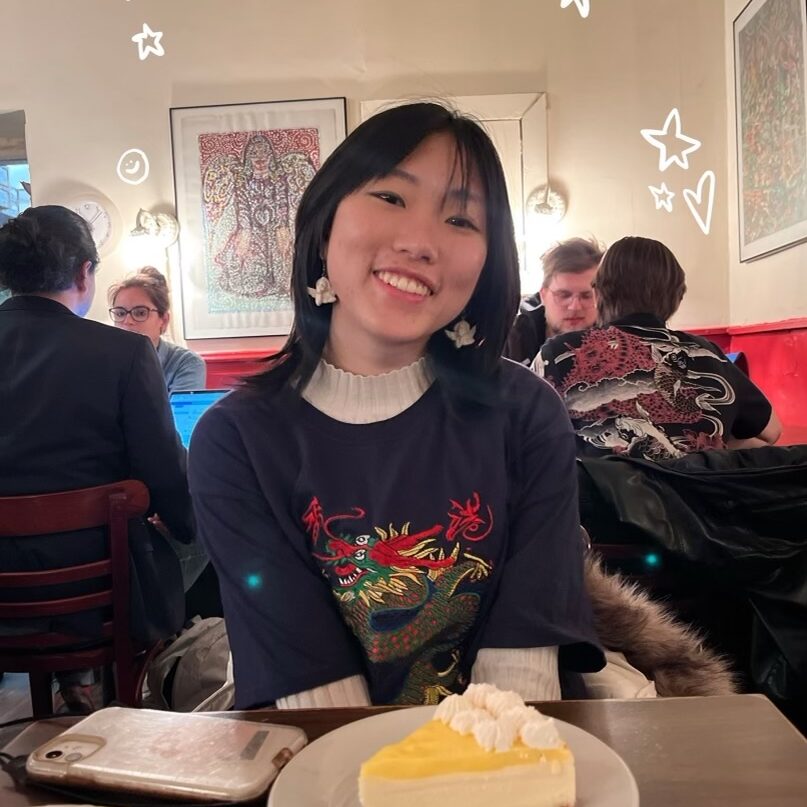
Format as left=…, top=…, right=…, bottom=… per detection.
left=2, top=694, right=806, bottom=806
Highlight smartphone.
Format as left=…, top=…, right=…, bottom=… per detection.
left=25, top=707, right=307, bottom=802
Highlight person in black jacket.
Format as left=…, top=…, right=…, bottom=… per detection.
left=537, top=236, right=781, bottom=458
left=504, top=237, right=603, bottom=364
left=0, top=205, right=201, bottom=712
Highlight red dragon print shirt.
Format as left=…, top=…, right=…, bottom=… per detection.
left=188, top=360, right=602, bottom=708
left=537, top=314, right=772, bottom=460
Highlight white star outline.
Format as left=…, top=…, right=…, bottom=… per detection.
left=648, top=182, right=675, bottom=213
left=132, top=23, right=165, bottom=61
left=560, top=0, right=590, bottom=18
left=640, top=108, right=701, bottom=172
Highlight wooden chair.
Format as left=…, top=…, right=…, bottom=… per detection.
left=0, top=480, right=159, bottom=717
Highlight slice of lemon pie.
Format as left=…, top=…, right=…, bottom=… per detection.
left=358, top=684, right=575, bottom=807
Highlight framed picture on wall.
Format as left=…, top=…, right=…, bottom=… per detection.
left=170, top=97, right=347, bottom=338
left=734, top=0, right=807, bottom=262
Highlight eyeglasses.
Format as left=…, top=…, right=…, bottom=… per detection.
left=109, top=306, right=159, bottom=323
left=547, top=289, right=596, bottom=306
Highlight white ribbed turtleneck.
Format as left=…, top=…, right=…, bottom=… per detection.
left=301, top=357, right=433, bottom=424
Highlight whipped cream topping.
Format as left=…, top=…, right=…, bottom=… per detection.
left=434, top=684, right=563, bottom=753
left=472, top=717, right=518, bottom=753
left=433, top=693, right=473, bottom=722
left=485, top=689, right=525, bottom=717
left=461, top=683, right=498, bottom=708
left=448, top=707, right=489, bottom=736
left=521, top=719, right=564, bottom=749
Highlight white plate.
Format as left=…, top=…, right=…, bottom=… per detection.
left=269, top=706, right=639, bottom=807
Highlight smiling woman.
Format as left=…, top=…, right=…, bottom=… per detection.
left=323, top=132, right=489, bottom=376
left=188, top=102, right=604, bottom=712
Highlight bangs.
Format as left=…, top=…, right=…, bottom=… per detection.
left=338, top=106, right=493, bottom=212
left=248, top=101, right=521, bottom=404
left=442, top=132, right=485, bottom=215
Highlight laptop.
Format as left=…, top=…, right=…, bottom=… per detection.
left=169, top=389, right=228, bottom=448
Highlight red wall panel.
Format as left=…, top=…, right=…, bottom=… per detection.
left=199, top=320, right=807, bottom=444
left=728, top=323, right=807, bottom=442
left=201, top=349, right=277, bottom=389
left=668, top=321, right=807, bottom=445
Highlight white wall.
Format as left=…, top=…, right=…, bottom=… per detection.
left=724, top=0, right=807, bottom=326
left=1, top=0, right=730, bottom=350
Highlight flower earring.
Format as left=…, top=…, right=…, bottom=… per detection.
left=307, top=260, right=338, bottom=306
left=444, top=316, right=476, bottom=348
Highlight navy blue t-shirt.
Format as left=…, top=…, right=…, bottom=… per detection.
left=189, top=359, right=603, bottom=708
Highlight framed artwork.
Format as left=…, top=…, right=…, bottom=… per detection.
left=170, top=98, right=346, bottom=338
left=734, top=0, right=807, bottom=261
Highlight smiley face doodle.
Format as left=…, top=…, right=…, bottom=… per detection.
left=116, top=149, right=150, bottom=185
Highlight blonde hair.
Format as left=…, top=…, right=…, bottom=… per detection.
left=541, top=237, right=604, bottom=289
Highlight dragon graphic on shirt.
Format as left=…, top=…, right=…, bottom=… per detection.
left=544, top=326, right=736, bottom=459
left=302, top=493, right=494, bottom=704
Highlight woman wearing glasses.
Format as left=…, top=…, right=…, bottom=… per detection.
left=109, top=267, right=206, bottom=392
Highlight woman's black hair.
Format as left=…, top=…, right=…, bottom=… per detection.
left=247, top=101, right=520, bottom=407
left=0, top=205, right=99, bottom=294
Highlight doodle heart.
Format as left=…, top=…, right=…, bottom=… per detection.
left=683, top=170, right=716, bottom=236
left=560, top=0, right=591, bottom=19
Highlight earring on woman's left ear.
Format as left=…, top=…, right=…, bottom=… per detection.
left=444, top=317, right=476, bottom=348
left=307, top=260, right=338, bottom=306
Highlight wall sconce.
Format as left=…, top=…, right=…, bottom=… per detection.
left=525, top=185, right=568, bottom=288
left=130, top=208, right=179, bottom=247
left=124, top=208, right=180, bottom=272
left=526, top=184, right=567, bottom=224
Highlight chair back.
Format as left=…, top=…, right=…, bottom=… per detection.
left=0, top=480, right=149, bottom=537
left=0, top=480, right=158, bottom=715
left=0, top=480, right=149, bottom=629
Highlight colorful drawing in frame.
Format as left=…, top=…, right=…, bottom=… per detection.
left=171, top=98, right=346, bottom=338
left=734, top=0, right=807, bottom=261
left=200, top=130, right=316, bottom=312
